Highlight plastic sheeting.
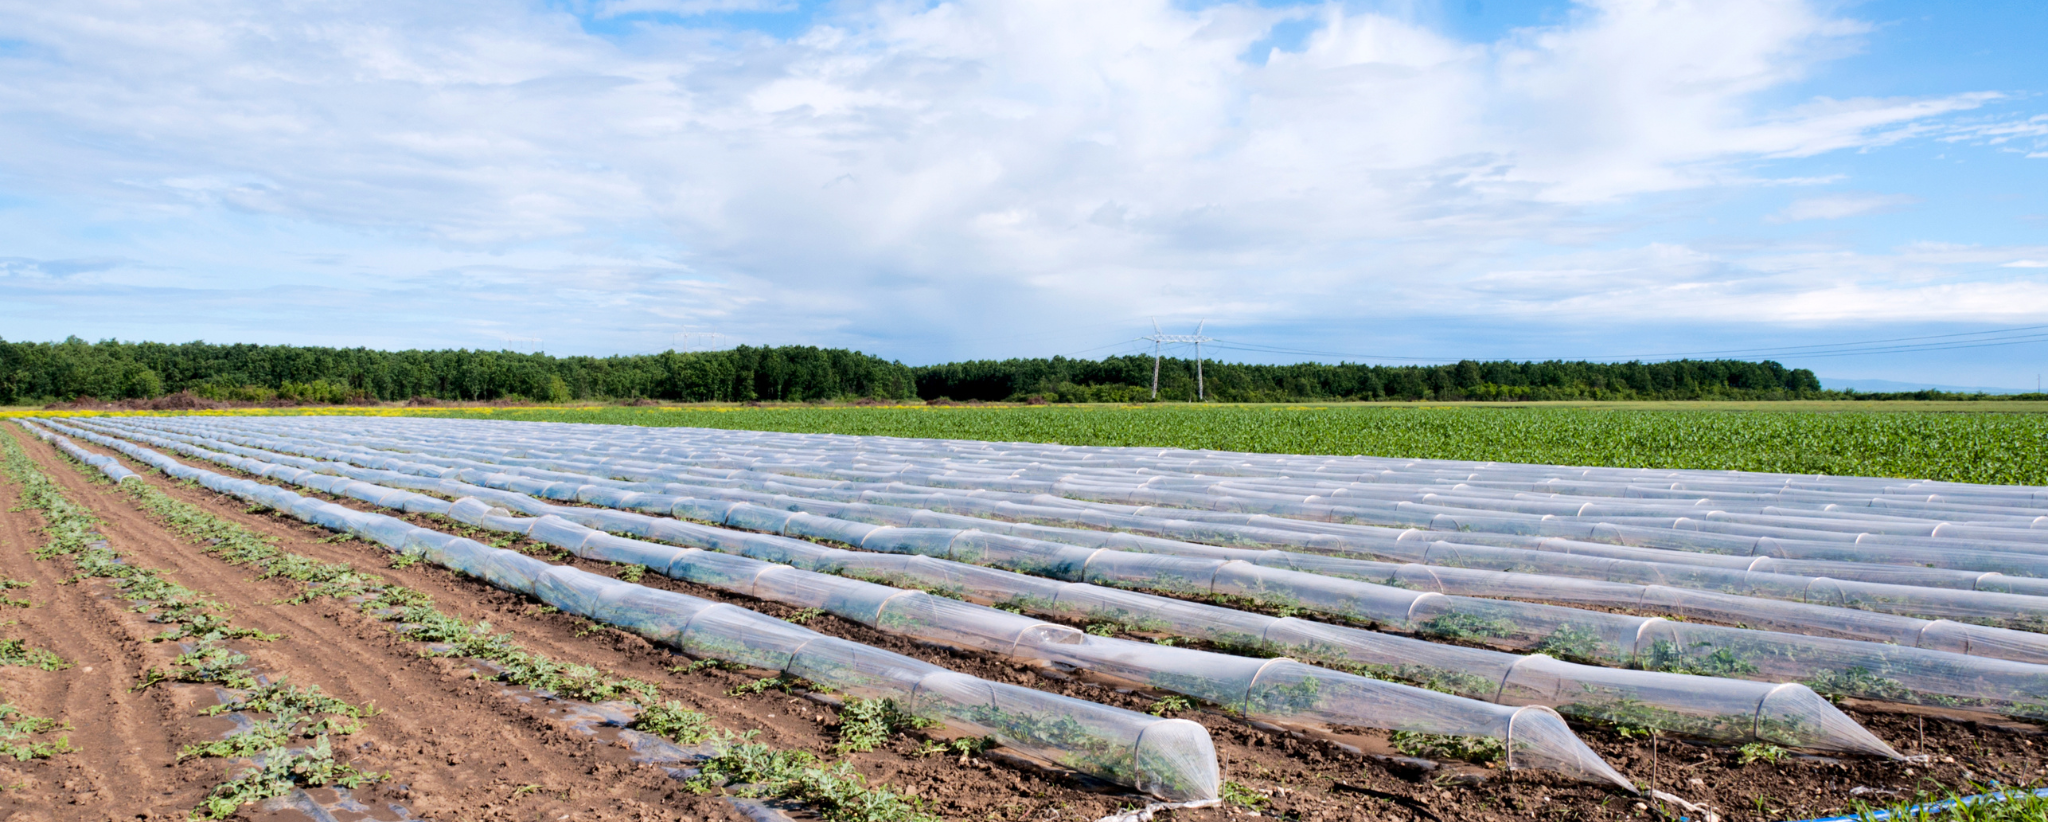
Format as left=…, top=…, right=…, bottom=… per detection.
left=25, top=422, right=140, bottom=484
left=56, top=420, right=1907, bottom=761
left=19, top=421, right=1223, bottom=803
left=111, top=417, right=2048, bottom=633
left=94, top=418, right=2048, bottom=661
left=95, top=418, right=2048, bottom=724
left=275, top=416, right=2048, bottom=557
left=39, top=421, right=1652, bottom=787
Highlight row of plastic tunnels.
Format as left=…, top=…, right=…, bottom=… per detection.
left=24, top=414, right=2048, bottom=804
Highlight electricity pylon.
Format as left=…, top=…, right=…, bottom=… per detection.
left=1143, top=320, right=1213, bottom=401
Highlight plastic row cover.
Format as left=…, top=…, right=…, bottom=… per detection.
left=134, top=418, right=2048, bottom=627
left=75, top=421, right=1911, bottom=759
left=90, top=417, right=2048, bottom=724
left=97, top=418, right=2048, bottom=658
left=47, top=421, right=1646, bottom=787
left=477, top=501, right=1633, bottom=788
left=574, top=476, right=2048, bottom=663
left=654, top=434, right=2048, bottom=549
left=151, top=416, right=2048, bottom=582
left=24, top=422, right=140, bottom=484
left=218, top=414, right=2048, bottom=522
left=23, top=421, right=1222, bottom=803
left=300, top=415, right=2048, bottom=557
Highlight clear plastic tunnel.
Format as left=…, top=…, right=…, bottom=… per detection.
left=46, top=418, right=1902, bottom=762
left=19, top=420, right=1226, bottom=803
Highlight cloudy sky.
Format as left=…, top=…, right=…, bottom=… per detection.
left=2, top=0, right=2045, bottom=387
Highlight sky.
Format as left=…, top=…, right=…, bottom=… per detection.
left=1, top=0, right=2045, bottom=388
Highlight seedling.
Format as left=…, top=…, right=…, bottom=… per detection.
left=1390, top=731, right=1506, bottom=765
left=683, top=736, right=940, bottom=822
left=0, top=638, right=67, bottom=671
left=192, top=736, right=381, bottom=820
left=729, top=675, right=808, bottom=696
left=835, top=697, right=932, bottom=754
left=1737, top=742, right=1788, bottom=765
left=1221, top=780, right=1270, bottom=809
left=631, top=701, right=713, bottom=744
left=0, top=703, right=73, bottom=761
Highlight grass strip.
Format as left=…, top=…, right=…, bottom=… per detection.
left=1, top=432, right=377, bottom=819
left=53, top=430, right=943, bottom=822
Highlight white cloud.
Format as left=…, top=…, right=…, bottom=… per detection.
left=0, top=0, right=2029, bottom=359
left=594, top=0, right=795, bottom=18
left=1767, top=193, right=1918, bottom=223
left=2003, top=260, right=2048, bottom=268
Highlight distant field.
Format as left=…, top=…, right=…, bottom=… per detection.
left=12, top=401, right=2046, bottom=485
left=382, top=402, right=2048, bottom=486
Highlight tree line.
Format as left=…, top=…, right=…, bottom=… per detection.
left=0, top=337, right=916, bottom=405
left=912, top=354, right=1829, bottom=402
left=8, top=336, right=2029, bottom=407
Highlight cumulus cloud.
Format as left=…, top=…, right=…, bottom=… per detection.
left=0, top=0, right=2030, bottom=359
left=1768, top=193, right=1919, bottom=223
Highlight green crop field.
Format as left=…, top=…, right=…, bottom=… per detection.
left=378, top=403, right=2048, bottom=486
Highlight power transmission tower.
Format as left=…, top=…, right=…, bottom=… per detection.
left=1142, top=320, right=1213, bottom=401
left=672, top=331, right=726, bottom=353
left=504, top=336, right=544, bottom=355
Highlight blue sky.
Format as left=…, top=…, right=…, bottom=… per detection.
left=1, top=0, right=2045, bottom=387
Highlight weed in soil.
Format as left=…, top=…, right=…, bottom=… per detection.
left=685, top=734, right=940, bottom=822
left=1220, top=780, right=1268, bottom=809
left=0, top=703, right=74, bottom=761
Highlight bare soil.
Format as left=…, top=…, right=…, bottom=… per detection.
left=34, top=427, right=2048, bottom=822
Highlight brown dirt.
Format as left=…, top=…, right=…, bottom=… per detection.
left=42, top=426, right=2048, bottom=822
left=2, top=425, right=753, bottom=822
left=0, top=446, right=198, bottom=820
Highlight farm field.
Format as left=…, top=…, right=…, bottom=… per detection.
left=15, top=401, right=2048, bottom=484
left=333, top=402, right=2048, bottom=486
left=0, top=425, right=1260, bottom=821
left=11, top=413, right=2048, bottom=822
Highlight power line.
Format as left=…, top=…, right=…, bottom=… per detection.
left=1754, top=333, right=2048, bottom=359
left=1055, top=337, right=1150, bottom=358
